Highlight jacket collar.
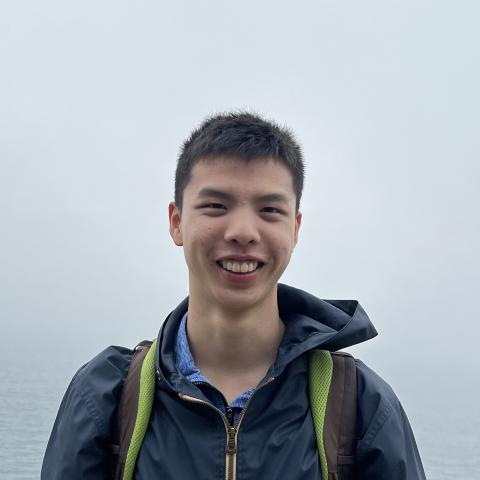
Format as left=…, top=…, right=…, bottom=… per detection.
left=155, top=283, right=377, bottom=394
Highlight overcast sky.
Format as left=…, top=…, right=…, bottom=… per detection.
left=1, top=0, right=479, bottom=452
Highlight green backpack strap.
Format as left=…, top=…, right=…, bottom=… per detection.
left=112, top=342, right=355, bottom=479
left=111, top=339, right=157, bottom=480
left=309, top=350, right=357, bottom=480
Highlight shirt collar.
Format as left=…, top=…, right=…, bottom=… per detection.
left=174, top=312, right=210, bottom=384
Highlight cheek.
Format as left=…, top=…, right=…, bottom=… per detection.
left=183, top=224, right=219, bottom=253
left=271, top=235, right=295, bottom=260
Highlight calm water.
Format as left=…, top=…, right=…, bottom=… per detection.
left=1, top=349, right=478, bottom=479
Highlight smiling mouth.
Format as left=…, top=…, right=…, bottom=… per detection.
left=217, top=260, right=264, bottom=274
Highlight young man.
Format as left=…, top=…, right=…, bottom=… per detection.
left=42, top=112, right=426, bottom=479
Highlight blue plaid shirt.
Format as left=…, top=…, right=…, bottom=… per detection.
left=174, top=312, right=255, bottom=424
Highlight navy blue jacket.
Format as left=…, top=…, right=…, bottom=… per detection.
left=42, top=284, right=426, bottom=479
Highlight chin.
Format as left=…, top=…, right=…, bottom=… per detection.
left=213, top=285, right=273, bottom=311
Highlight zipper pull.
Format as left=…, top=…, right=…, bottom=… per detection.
left=226, top=426, right=237, bottom=454
left=226, top=407, right=234, bottom=425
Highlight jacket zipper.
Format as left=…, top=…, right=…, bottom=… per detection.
left=179, top=377, right=275, bottom=480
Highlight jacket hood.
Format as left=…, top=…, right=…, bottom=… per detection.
left=274, top=283, right=377, bottom=373
left=155, top=283, right=377, bottom=393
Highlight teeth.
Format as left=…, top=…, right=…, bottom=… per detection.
left=221, top=260, right=259, bottom=273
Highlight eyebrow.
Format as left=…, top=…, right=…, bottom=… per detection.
left=197, top=188, right=290, bottom=205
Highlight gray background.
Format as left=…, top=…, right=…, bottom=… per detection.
left=1, top=1, right=479, bottom=478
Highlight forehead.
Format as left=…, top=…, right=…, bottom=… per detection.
left=185, top=157, right=296, bottom=198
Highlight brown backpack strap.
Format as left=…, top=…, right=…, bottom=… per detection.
left=325, top=352, right=357, bottom=480
left=110, top=340, right=153, bottom=480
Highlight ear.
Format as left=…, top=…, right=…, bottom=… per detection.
left=168, top=202, right=183, bottom=246
left=292, top=211, right=302, bottom=249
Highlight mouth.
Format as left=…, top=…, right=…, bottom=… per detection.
left=216, top=259, right=264, bottom=274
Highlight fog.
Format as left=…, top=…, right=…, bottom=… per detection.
left=1, top=1, right=479, bottom=474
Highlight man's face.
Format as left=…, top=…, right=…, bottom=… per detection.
left=169, top=157, right=302, bottom=312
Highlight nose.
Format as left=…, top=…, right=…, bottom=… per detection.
left=223, top=208, right=261, bottom=246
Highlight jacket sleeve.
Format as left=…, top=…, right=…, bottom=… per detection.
left=355, top=360, right=426, bottom=480
left=41, top=346, right=132, bottom=480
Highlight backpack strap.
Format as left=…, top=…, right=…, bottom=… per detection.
left=111, top=342, right=355, bottom=479
left=309, top=350, right=357, bottom=480
left=111, top=339, right=157, bottom=480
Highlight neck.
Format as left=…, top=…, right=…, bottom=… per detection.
left=186, top=289, right=285, bottom=380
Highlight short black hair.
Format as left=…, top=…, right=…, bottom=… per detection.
left=174, top=112, right=304, bottom=212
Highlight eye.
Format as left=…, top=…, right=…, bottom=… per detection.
left=261, top=206, right=282, bottom=214
left=202, top=203, right=227, bottom=210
